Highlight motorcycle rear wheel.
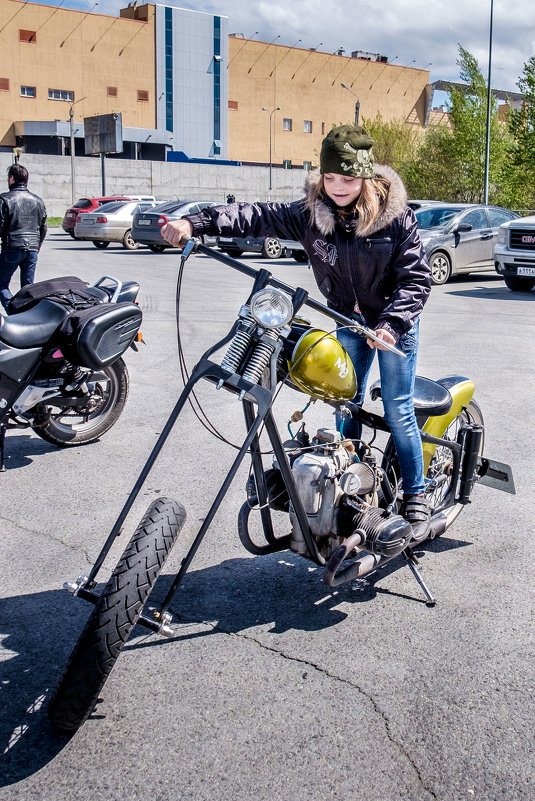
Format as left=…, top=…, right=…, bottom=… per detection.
left=47, top=497, right=186, bottom=734
left=33, top=358, right=129, bottom=446
left=383, top=399, right=485, bottom=536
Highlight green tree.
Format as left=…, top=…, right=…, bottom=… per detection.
left=502, top=56, right=535, bottom=211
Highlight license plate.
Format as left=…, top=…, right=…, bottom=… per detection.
left=517, top=266, right=535, bottom=276
left=219, top=237, right=233, bottom=243
left=138, top=219, right=151, bottom=226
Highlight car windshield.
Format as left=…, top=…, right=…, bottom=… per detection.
left=72, top=198, right=92, bottom=209
left=148, top=200, right=186, bottom=214
left=415, top=207, right=462, bottom=230
left=94, top=201, right=130, bottom=213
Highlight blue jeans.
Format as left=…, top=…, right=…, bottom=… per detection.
left=336, top=317, right=425, bottom=496
left=0, top=248, right=38, bottom=312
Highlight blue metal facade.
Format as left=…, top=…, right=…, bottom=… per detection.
left=155, top=4, right=228, bottom=160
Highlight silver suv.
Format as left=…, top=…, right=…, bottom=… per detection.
left=494, top=215, right=535, bottom=291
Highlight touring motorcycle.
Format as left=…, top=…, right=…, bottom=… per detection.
left=47, top=240, right=514, bottom=733
left=0, top=275, right=142, bottom=469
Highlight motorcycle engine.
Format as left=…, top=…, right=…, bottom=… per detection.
left=287, top=428, right=381, bottom=558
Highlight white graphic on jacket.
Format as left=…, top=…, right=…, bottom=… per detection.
left=312, top=239, right=338, bottom=266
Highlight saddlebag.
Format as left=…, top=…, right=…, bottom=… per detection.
left=57, top=302, right=142, bottom=370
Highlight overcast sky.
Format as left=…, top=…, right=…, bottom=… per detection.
left=32, top=0, right=534, bottom=93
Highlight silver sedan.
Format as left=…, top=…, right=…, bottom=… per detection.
left=415, top=203, right=519, bottom=285
left=74, top=200, right=161, bottom=249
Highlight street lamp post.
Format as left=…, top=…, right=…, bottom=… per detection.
left=65, top=96, right=87, bottom=204
left=341, top=83, right=360, bottom=125
left=262, top=106, right=280, bottom=191
left=483, top=0, right=494, bottom=205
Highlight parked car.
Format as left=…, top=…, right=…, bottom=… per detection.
left=131, top=200, right=219, bottom=251
left=414, top=203, right=520, bottom=285
left=74, top=199, right=161, bottom=249
left=494, top=214, right=535, bottom=292
left=62, top=194, right=156, bottom=236
left=407, top=199, right=441, bottom=210
left=217, top=235, right=308, bottom=262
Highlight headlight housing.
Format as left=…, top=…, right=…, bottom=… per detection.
left=496, top=227, right=508, bottom=245
left=250, top=288, right=293, bottom=329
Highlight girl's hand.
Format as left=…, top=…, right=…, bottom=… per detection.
left=367, top=327, right=396, bottom=351
left=161, top=219, right=193, bottom=247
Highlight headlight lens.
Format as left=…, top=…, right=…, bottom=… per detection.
left=250, top=288, right=294, bottom=329
left=496, top=227, right=508, bottom=244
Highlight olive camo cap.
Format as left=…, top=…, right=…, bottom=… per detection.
left=320, top=124, right=375, bottom=178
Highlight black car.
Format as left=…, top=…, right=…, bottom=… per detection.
left=131, top=199, right=218, bottom=251
left=217, top=235, right=308, bottom=262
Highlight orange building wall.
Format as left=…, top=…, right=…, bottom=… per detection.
left=227, top=37, right=430, bottom=167
left=0, top=0, right=156, bottom=146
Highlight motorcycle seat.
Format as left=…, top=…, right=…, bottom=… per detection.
left=0, top=299, right=69, bottom=348
left=370, top=376, right=453, bottom=416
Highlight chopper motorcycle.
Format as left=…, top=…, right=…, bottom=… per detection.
left=0, top=274, right=142, bottom=469
left=47, top=240, right=514, bottom=733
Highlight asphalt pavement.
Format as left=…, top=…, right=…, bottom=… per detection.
left=1, top=231, right=534, bottom=801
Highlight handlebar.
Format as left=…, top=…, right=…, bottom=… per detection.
left=181, top=238, right=406, bottom=359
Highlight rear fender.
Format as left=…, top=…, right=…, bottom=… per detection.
left=422, top=377, right=476, bottom=471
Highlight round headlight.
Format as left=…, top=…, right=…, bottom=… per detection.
left=250, top=288, right=293, bottom=329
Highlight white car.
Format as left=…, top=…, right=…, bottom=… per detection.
left=494, top=214, right=535, bottom=291
left=74, top=199, right=162, bottom=249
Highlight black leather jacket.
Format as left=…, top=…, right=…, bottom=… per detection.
left=186, top=166, right=431, bottom=342
left=0, top=183, right=47, bottom=251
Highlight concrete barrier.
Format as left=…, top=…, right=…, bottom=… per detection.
left=0, top=153, right=309, bottom=216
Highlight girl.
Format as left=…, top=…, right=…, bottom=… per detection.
left=161, top=124, right=432, bottom=539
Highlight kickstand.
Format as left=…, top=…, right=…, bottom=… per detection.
left=403, top=547, right=436, bottom=606
left=0, top=423, right=6, bottom=472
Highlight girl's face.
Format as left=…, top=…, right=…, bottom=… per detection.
left=322, top=173, right=363, bottom=207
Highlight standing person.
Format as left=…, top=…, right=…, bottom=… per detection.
left=0, top=163, right=47, bottom=312
left=161, top=124, right=432, bottom=539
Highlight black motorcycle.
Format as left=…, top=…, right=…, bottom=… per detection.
left=47, top=241, right=514, bottom=733
left=0, top=274, right=142, bottom=469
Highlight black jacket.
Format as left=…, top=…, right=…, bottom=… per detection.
left=0, top=183, right=47, bottom=252
left=186, top=165, right=431, bottom=342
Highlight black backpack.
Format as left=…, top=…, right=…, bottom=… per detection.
left=9, top=276, right=103, bottom=314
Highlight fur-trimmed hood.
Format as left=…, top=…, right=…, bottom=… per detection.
left=304, top=164, right=408, bottom=237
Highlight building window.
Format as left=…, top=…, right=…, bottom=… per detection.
left=19, top=29, right=37, bottom=43
left=283, top=159, right=292, bottom=170
left=137, top=89, right=149, bottom=102
left=283, top=118, right=292, bottom=131
left=107, top=86, right=118, bottom=98
left=0, top=78, right=9, bottom=91
left=228, top=100, right=238, bottom=110
left=21, top=85, right=36, bottom=98
left=303, top=161, right=312, bottom=171
left=48, top=88, right=74, bottom=102
left=304, top=120, right=312, bottom=133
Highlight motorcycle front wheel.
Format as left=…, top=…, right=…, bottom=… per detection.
left=382, top=399, right=485, bottom=536
left=33, top=358, right=129, bottom=446
left=47, top=497, right=186, bottom=734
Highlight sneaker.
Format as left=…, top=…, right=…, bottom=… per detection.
left=400, top=493, right=431, bottom=543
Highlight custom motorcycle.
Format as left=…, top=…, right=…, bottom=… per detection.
left=0, top=275, right=142, bottom=469
left=47, top=240, right=514, bottom=733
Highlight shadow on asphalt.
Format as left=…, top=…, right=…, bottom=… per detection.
left=0, top=432, right=57, bottom=470
left=0, top=533, right=470, bottom=785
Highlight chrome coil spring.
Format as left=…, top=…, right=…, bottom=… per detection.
left=241, top=338, right=277, bottom=385
left=220, top=318, right=256, bottom=374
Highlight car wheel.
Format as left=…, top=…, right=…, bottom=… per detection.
left=503, top=275, right=535, bottom=292
left=147, top=243, right=166, bottom=253
left=429, top=252, right=452, bottom=285
left=92, top=241, right=110, bottom=249
left=261, top=238, right=283, bottom=259
left=122, top=230, right=139, bottom=250
left=292, top=250, right=309, bottom=263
